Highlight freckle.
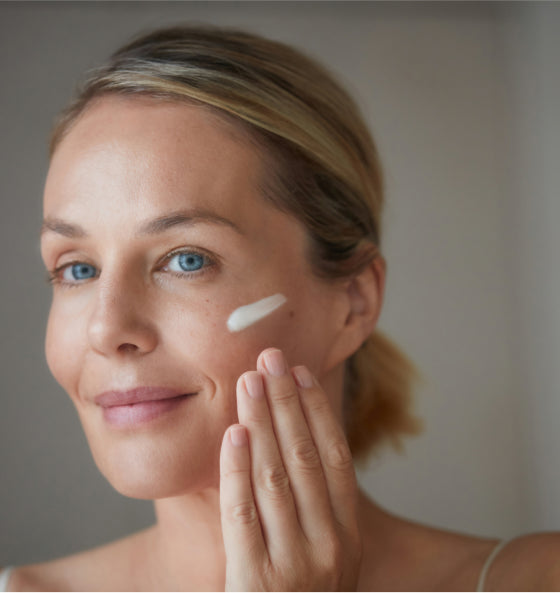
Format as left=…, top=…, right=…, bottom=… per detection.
left=289, top=310, right=295, bottom=319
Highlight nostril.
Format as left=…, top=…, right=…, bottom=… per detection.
left=87, top=304, right=158, bottom=356
left=117, top=343, right=139, bottom=353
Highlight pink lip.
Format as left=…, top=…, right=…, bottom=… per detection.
left=94, top=387, right=190, bottom=407
left=94, top=387, right=196, bottom=427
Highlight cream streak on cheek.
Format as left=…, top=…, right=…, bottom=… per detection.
left=227, top=293, right=287, bottom=332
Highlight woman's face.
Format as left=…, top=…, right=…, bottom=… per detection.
left=41, top=96, right=348, bottom=499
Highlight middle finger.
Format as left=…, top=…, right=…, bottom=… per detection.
left=257, top=348, right=334, bottom=540
left=236, top=370, right=299, bottom=548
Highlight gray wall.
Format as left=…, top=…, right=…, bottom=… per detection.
left=496, top=3, right=560, bottom=530
left=1, top=1, right=558, bottom=565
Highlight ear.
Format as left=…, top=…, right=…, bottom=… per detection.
left=323, top=254, right=386, bottom=371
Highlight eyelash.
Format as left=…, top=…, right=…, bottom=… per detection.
left=46, top=248, right=217, bottom=289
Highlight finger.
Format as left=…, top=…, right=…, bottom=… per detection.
left=220, top=424, right=267, bottom=568
left=257, top=348, right=334, bottom=541
left=291, top=365, right=359, bottom=536
left=236, top=371, right=300, bottom=549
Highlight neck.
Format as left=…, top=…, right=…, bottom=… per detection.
left=147, top=488, right=227, bottom=591
left=141, top=486, right=391, bottom=591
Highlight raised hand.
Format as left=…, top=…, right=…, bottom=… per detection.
left=220, top=348, right=362, bottom=591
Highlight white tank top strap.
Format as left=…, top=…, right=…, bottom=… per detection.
left=0, top=567, right=14, bottom=592
left=476, top=538, right=514, bottom=592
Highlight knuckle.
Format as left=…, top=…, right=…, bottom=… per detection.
left=304, top=391, right=328, bottom=417
left=270, top=385, right=298, bottom=405
left=229, top=500, right=259, bottom=525
left=328, top=540, right=344, bottom=568
left=326, top=440, right=354, bottom=472
left=239, top=402, right=267, bottom=426
left=222, top=466, right=250, bottom=480
left=242, top=407, right=266, bottom=425
left=319, top=532, right=343, bottom=561
left=312, top=537, right=344, bottom=589
left=290, top=438, right=321, bottom=471
left=259, top=464, right=291, bottom=499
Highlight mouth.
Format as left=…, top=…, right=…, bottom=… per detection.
left=94, top=387, right=196, bottom=428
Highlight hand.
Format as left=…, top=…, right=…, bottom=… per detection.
left=219, top=348, right=362, bottom=591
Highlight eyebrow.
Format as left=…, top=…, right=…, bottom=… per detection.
left=40, top=208, right=243, bottom=239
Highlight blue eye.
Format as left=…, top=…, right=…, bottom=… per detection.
left=62, top=263, right=97, bottom=282
left=167, top=252, right=206, bottom=274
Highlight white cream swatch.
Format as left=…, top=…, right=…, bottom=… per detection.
left=227, top=293, right=287, bottom=332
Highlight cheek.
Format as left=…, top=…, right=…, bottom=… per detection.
left=161, top=294, right=286, bottom=381
left=45, top=301, right=86, bottom=395
left=160, top=284, right=329, bottom=387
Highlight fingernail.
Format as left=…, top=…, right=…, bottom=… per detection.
left=263, top=349, right=285, bottom=376
left=244, top=372, right=264, bottom=399
left=292, top=366, right=314, bottom=389
left=230, top=425, right=247, bottom=447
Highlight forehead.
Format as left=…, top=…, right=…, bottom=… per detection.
left=44, top=95, right=265, bottom=221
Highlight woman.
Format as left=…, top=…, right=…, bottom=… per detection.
left=1, top=25, right=559, bottom=591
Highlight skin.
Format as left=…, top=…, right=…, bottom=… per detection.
left=41, top=96, right=361, bottom=500
left=5, top=95, right=560, bottom=591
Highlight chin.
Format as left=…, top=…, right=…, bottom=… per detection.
left=108, top=472, right=220, bottom=500
left=86, top=430, right=223, bottom=500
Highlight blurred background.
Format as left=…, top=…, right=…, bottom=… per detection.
left=1, top=1, right=559, bottom=565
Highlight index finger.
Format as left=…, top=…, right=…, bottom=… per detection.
left=219, top=424, right=268, bottom=569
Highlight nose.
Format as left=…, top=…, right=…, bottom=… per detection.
left=87, top=271, right=158, bottom=357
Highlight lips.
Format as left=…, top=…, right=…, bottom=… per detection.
left=94, top=387, right=191, bottom=407
left=94, top=387, right=196, bottom=427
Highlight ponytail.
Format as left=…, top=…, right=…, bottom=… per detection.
left=344, top=330, right=423, bottom=463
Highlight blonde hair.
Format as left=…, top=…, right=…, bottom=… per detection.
left=50, top=25, right=422, bottom=461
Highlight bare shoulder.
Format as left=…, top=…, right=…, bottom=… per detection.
left=7, top=527, right=154, bottom=591
left=358, top=490, right=560, bottom=591
left=485, top=532, right=560, bottom=591
left=357, top=494, right=502, bottom=591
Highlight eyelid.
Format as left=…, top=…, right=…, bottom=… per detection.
left=46, top=246, right=220, bottom=287
left=161, top=243, right=215, bottom=262
left=46, top=260, right=99, bottom=287
left=157, top=246, right=219, bottom=275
